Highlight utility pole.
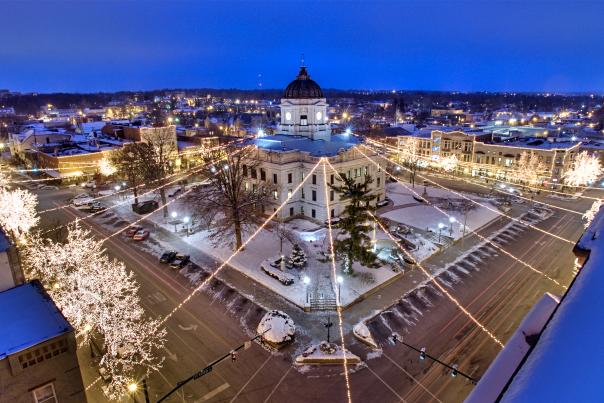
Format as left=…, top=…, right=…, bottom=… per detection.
left=390, top=334, right=478, bottom=384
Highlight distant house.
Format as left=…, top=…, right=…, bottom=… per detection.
left=0, top=281, right=86, bottom=402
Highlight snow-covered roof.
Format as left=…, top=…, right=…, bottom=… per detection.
left=251, top=133, right=361, bottom=157
left=0, top=281, right=72, bottom=359
left=499, top=207, right=604, bottom=401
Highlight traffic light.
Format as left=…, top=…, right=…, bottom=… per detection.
left=230, top=352, right=237, bottom=362
left=419, top=347, right=426, bottom=360
left=451, top=364, right=458, bottom=378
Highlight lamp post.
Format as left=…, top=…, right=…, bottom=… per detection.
left=183, top=216, right=190, bottom=236
left=127, top=380, right=149, bottom=403
left=437, top=222, right=445, bottom=243
left=448, top=216, right=456, bottom=237
left=336, top=275, right=343, bottom=304
left=324, top=316, right=333, bottom=343
left=171, top=211, right=178, bottom=232
left=303, top=275, right=310, bottom=306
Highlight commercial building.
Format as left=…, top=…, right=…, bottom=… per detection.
left=0, top=281, right=86, bottom=402
left=0, top=228, right=24, bottom=292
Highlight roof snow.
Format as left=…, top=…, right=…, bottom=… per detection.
left=0, top=281, right=72, bottom=360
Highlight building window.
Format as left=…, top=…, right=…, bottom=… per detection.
left=300, top=115, right=308, bottom=126
left=32, top=383, right=57, bottom=403
left=301, top=206, right=305, bottom=215
left=312, top=174, right=316, bottom=185
left=273, top=190, right=278, bottom=200
left=273, top=173, right=278, bottom=184
left=330, top=190, right=334, bottom=201
left=290, top=207, right=294, bottom=216
left=301, top=189, right=305, bottom=199
left=311, top=209, right=316, bottom=218
left=244, top=182, right=249, bottom=191
left=251, top=168, right=257, bottom=179
left=252, top=183, right=257, bottom=193
left=331, top=209, right=335, bottom=217
left=243, top=164, right=248, bottom=177
left=260, top=169, right=266, bottom=181
left=312, top=190, right=317, bottom=201
left=377, top=177, right=381, bottom=187
left=330, top=174, right=334, bottom=185
left=288, top=173, right=292, bottom=184
left=287, top=189, right=292, bottom=198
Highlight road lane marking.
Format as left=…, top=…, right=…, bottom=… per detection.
left=262, top=365, right=293, bottom=403
left=229, top=354, right=273, bottom=402
left=366, top=365, right=407, bottom=402
left=198, top=382, right=230, bottom=402
left=383, top=353, right=443, bottom=403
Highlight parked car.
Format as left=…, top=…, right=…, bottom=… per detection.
left=132, top=200, right=159, bottom=214
left=89, top=202, right=106, bottom=212
left=72, top=194, right=94, bottom=206
left=170, top=254, right=190, bottom=269
left=133, top=229, right=150, bottom=241
left=81, top=180, right=96, bottom=189
left=376, top=197, right=391, bottom=208
left=125, top=226, right=143, bottom=237
left=168, top=187, right=183, bottom=198
left=159, top=251, right=177, bottom=264
left=323, top=217, right=341, bottom=226
left=40, top=185, right=58, bottom=190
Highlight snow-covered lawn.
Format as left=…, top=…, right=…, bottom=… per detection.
left=381, top=182, right=501, bottom=240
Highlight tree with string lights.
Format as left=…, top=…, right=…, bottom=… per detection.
left=563, top=150, right=603, bottom=187
left=330, top=174, right=378, bottom=275
left=439, top=154, right=458, bottom=173
left=509, top=151, right=547, bottom=185
left=0, top=187, right=39, bottom=244
left=23, top=224, right=166, bottom=401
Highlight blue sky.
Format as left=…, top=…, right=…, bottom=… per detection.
left=1, top=0, right=603, bottom=93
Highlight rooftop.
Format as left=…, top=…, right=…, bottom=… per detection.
left=251, top=133, right=361, bottom=157
left=0, top=281, right=72, bottom=360
left=500, top=207, right=604, bottom=401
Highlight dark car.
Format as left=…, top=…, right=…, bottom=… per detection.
left=160, top=251, right=177, bottom=264
left=89, top=202, right=106, bottom=213
left=170, top=254, right=190, bottom=269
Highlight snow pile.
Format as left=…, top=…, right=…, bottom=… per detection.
left=353, top=322, right=379, bottom=349
left=257, top=310, right=295, bottom=346
left=295, top=341, right=361, bottom=365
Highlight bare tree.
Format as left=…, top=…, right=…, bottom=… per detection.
left=137, top=127, right=178, bottom=218
left=110, top=144, right=148, bottom=205
left=186, top=145, right=273, bottom=249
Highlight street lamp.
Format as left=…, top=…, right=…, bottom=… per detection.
left=171, top=211, right=178, bottom=232
left=336, top=275, right=344, bottom=304
left=448, top=216, right=456, bottom=236
left=303, top=275, right=310, bottom=305
left=183, top=216, right=190, bottom=236
left=437, top=222, right=445, bottom=243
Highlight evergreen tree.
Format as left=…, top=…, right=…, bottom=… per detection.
left=330, top=174, right=378, bottom=275
left=287, top=243, right=307, bottom=269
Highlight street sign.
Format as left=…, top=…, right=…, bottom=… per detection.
left=193, top=366, right=213, bottom=380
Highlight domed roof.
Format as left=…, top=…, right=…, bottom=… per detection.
left=283, top=66, right=324, bottom=99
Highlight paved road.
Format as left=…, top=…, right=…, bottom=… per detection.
left=26, top=169, right=595, bottom=403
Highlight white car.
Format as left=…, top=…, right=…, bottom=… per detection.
left=72, top=193, right=94, bottom=206
left=81, top=181, right=96, bottom=189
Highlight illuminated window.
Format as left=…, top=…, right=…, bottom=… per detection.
left=316, top=111, right=322, bottom=120
left=285, top=112, right=292, bottom=121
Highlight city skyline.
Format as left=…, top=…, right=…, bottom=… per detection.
left=2, top=0, right=604, bottom=93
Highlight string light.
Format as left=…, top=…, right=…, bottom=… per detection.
left=371, top=212, right=504, bottom=347
left=361, top=144, right=576, bottom=245
left=159, top=158, right=323, bottom=326
left=322, top=160, right=353, bottom=403
left=355, top=147, right=567, bottom=290
left=367, top=138, right=604, bottom=199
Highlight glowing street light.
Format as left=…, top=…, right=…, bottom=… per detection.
left=449, top=216, right=456, bottom=236
left=183, top=216, right=190, bottom=236
left=438, top=222, right=445, bottom=243
left=127, top=383, right=138, bottom=393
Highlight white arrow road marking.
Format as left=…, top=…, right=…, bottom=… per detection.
left=164, top=347, right=178, bottom=362
left=178, top=324, right=199, bottom=331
